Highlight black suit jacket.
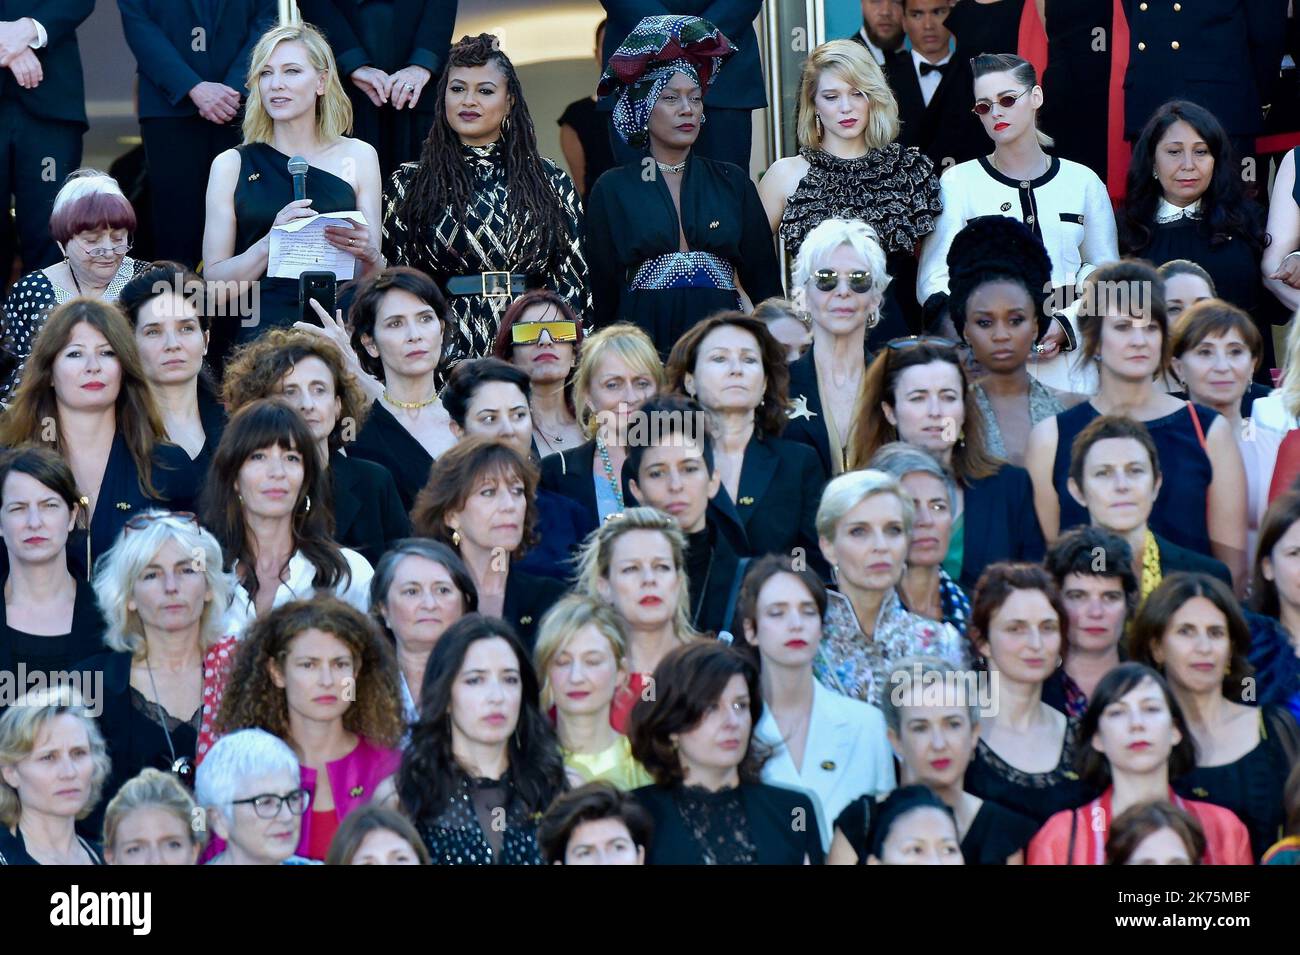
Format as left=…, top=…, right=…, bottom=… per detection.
left=883, top=49, right=986, bottom=169
left=1122, top=0, right=1288, bottom=138
left=117, top=0, right=277, bottom=119
left=960, top=464, right=1046, bottom=591
left=501, top=569, right=567, bottom=653
left=0, top=578, right=105, bottom=711
left=687, top=494, right=752, bottom=636
left=298, top=0, right=455, bottom=112
left=599, top=1, right=766, bottom=110
left=0, top=0, right=93, bottom=127
left=633, top=782, right=826, bottom=864
left=1156, top=532, right=1232, bottom=586
left=539, top=439, right=601, bottom=541
left=782, top=343, right=874, bottom=477
left=734, top=433, right=827, bottom=576
left=329, top=451, right=410, bottom=569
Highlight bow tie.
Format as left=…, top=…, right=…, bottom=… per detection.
left=919, top=61, right=948, bottom=77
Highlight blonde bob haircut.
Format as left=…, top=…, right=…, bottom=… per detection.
left=243, top=22, right=353, bottom=145
left=533, top=595, right=630, bottom=711
left=103, top=767, right=206, bottom=853
left=571, top=323, right=666, bottom=439
left=574, top=507, right=698, bottom=643
left=0, top=684, right=111, bottom=828
left=792, top=217, right=892, bottom=300
left=797, top=40, right=899, bottom=150
left=815, top=468, right=915, bottom=541
left=92, top=510, right=234, bottom=657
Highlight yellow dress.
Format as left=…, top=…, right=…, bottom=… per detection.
left=564, top=736, right=654, bottom=791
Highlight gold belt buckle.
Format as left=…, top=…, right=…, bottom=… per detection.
left=481, top=271, right=513, bottom=299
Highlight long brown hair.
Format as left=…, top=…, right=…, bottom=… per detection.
left=848, top=339, right=1000, bottom=481
left=199, top=398, right=348, bottom=599
left=1253, top=491, right=1300, bottom=618
left=395, top=34, right=574, bottom=275
left=0, top=299, right=168, bottom=497
left=214, top=597, right=405, bottom=748
left=665, top=312, right=791, bottom=438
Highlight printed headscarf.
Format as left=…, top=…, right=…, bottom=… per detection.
left=598, top=15, right=737, bottom=149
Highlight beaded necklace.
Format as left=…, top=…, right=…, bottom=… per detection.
left=1140, top=529, right=1162, bottom=599
left=596, top=436, right=624, bottom=510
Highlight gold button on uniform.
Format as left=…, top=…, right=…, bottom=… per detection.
left=1137, top=41, right=1146, bottom=51
left=1171, top=40, right=1179, bottom=50
left=1139, top=1, right=1147, bottom=8
left=1173, top=3, right=1181, bottom=10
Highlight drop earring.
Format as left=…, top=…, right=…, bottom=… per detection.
left=452, top=528, right=462, bottom=547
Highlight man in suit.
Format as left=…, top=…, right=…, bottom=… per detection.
left=1122, top=0, right=1288, bottom=163
left=883, top=0, right=985, bottom=171
left=848, top=0, right=905, bottom=66
left=600, top=1, right=765, bottom=170
left=117, top=0, right=277, bottom=269
left=0, top=1, right=94, bottom=276
left=297, top=0, right=457, bottom=180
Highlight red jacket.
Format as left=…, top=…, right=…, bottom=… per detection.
left=1027, top=787, right=1253, bottom=865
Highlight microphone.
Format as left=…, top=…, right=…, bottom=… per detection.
left=287, top=155, right=309, bottom=201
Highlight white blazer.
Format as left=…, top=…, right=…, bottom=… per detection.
left=756, top=679, right=896, bottom=850
left=221, top=547, right=374, bottom=638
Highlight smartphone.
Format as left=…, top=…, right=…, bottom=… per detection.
left=299, top=271, right=336, bottom=325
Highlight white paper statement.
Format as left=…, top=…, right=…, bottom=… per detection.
left=268, top=211, right=366, bottom=280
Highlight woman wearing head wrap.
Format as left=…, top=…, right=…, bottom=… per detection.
left=585, top=15, right=784, bottom=357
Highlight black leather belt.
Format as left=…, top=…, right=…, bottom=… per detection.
left=445, top=271, right=528, bottom=298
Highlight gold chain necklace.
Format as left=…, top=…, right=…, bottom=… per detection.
left=382, top=390, right=439, bottom=410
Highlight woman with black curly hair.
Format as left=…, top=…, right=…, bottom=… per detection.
left=759, top=39, right=941, bottom=341
left=210, top=597, right=405, bottom=861
left=947, top=215, right=1079, bottom=466
left=1118, top=101, right=1270, bottom=377
left=397, top=614, right=567, bottom=865
left=586, top=16, right=782, bottom=356
left=383, top=34, right=588, bottom=375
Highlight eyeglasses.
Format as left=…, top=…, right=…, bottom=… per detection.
left=77, top=239, right=133, bottom=259
left=813, top=269, right=873, bottom=294
left=231, top=788, right=310, bottom=819
left=971, top=87, right=1032, bottom=116
left=123, top=511, right=198, bottom=532
left=886, top=335, right=958, bottom=350
left=511, top=320, right=578, bottom=345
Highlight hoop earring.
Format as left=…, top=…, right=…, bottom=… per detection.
left=502, top=115, right=512, bottom=134
left=303, top=495, right=312, bottom=514
left=700, top=114, right=707, bottom=126
left=865, top=310, right=881, bottom=330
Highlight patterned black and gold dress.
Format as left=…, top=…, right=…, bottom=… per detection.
left=382, top=141, right=589, bottom=374
left=778, top=143, right=942, bottom=341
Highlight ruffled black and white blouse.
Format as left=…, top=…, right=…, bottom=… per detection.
left=777, top=143, right=942, bottom=257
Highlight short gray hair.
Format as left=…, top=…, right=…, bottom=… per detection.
left=879, top=656, right=982, bottom=734
left=792, top=218, right=891, bottom=298
left=92, top=511, right=234, bottom=656
left=194, top=729, right=299, bottom=824
left=815, top=468, right=914, bottom=539
left=868, top=442, right=957, bottom=510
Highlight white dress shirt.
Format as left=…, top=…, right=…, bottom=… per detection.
left=912, top=48, right=952, bottom=107
left=221, top=547, right=374, bottom=638
left=756, top=679, right=896, bottom=850
left=857, top=27, right=902, bottom=66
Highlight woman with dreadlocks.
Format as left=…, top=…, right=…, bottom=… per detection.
left=383, top=34, right=588, bottom=378
left=585, top=16, right=783, bottom=358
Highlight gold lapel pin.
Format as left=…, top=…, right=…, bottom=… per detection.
left=116, top=502, right=131, bottom=511
left=709, top=220, right=720, bottom=229
left=520, top=615, right=533, bottom=626
left=248, top=172, right=261, bottom=182
left=349, top=785, right=365, bottom=798
left=738, top=496, right=755, bottom=506
left=820, top=760, right=836, bottom=771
